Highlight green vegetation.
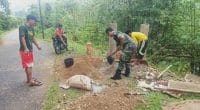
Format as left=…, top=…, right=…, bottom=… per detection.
left=63, top=88, right=83, bottom=102
left=135, top=91, right=200, bottom=110
left=42, top=66, right=83, bottom=110
left=0, top=0, right=22, bottom=35
left=23, top=0, right=199, bottom=109
left=136, top=92, right=167, bottom=110
left=25, top=0, right=200, bottom=75
left=42, top=74, right=59, bottom=110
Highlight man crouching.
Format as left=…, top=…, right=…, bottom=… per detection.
left=106, top=27, right=136, bottom=80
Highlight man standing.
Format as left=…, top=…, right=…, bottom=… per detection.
left=19, top=15, right=42, bottom=86
left=125, top=30, right=148, bottom=60
left=106, top=27, right=136, bottom=80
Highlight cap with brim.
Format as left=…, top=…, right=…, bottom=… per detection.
left=26, top=15, right=40, bottom=22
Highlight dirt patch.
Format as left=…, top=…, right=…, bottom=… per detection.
left=67, top=86, right=141, bottom=110
left=55, top=55, right=144, bottom=110
left=163, top=100, right=200, bottom=110
left=55, top=56, right=104, bottom=81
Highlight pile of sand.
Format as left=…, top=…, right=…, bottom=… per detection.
left=56, top=56, right=103, bottom=81
left=67, top=87, right=140, bottom=110
left=54, top=55, right=144, bottom=110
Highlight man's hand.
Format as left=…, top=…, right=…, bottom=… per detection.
left=109, top=46, right=121, bottom=57
left=24, top=48, right=30, bottom=54
left=109, top=53, right=114, bottom=57
left=32, top=37, right=41, bottom=51
left=37, top=46, right=42, bottom=50
left=107, top=55, right=114, bottom=65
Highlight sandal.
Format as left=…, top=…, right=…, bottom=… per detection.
left=26, top=77, right=43, bottom=84
left=29, top=80, right=43, bottom=86
left=32, top=77, right=43, bottom=84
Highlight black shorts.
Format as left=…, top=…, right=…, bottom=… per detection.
left=137, top=40, right=148, bottom=59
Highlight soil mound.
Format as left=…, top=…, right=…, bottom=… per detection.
left=67, top=87, right=140, bottom=110
left=56, top=56, right=103, bottom=81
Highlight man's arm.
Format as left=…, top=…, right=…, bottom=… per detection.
left=19, top=26, right=29, bottom=53
left=21, top=36, right=29, bottom=53
left=32, top=37, right=41, bottom=50
left=110, top=34, right=125, bottom=56
left=110, top=46, right=121, bottom=56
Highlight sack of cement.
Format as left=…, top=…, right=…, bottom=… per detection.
left=66, top=75, right=92, bottom=90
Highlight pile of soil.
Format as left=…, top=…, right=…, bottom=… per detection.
left=67, top=86, right=141, bottom=110
left=55, top=55, right=143, bottom=110
left=55, top=56, right=104, bottom=81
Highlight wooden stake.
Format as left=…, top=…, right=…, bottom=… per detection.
left=86, top=42, right=93, bottom=56
left=157, top=65, right=173, bottom=79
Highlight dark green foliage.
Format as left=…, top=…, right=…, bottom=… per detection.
left=0, top=0, right=21, bottom=33
left=29, top=0, right=199, bottom=74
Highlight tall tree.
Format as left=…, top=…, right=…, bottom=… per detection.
left=0, top=0, right=10, bottom=14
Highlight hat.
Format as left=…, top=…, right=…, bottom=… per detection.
left=26, top=15, right=39, bottom=22
left=57, top=24, right=62, bottom=27
left=105, top=27, right=113, bottom=34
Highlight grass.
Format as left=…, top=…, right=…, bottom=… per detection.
left=41, top=43, right=85, bottom=110
left=136, top=92, right=165, bottom=110
left=37, top=31, right=107, bottom=57
left=131, top=62, right=200, bottom=110
left=63, top=88, right=83, bottom=101
left=134, top=79, right=200, bottom=108
left=135, top=91, right=200, bottom=110
left=40, top=29, right=200, bottom=110
left=42, top=71, right=83, bottom=110
left=42, top=74, right=60, bottom=110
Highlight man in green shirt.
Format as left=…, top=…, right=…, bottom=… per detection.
left=19, top=15, right=42, bottom=86
left=106, top=27, right=136, bottom=80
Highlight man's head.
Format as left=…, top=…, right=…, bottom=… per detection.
left=57, top=24, right=62, bottom=29
left=26, top=15, right=39, bottom=27
left=105, top=27, right=114, bottom=37
left=125, top=30, right=132, bottom=36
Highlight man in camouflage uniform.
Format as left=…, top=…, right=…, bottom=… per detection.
left=106, top=27, right=136, bottom=80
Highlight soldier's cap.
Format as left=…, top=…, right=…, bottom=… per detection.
left=105, top=27, right=113, bottom=34
left=26, top=15, right=39, bottom=22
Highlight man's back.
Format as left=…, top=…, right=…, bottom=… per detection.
left=113, top=31, right=135, bottom=46
left=131, top=32, right=147, bottom=45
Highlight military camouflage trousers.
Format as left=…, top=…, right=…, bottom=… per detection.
left=117, top=43, right=135, bottom=71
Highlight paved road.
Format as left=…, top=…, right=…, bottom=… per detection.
left=0, top=29, right=55, bottom=110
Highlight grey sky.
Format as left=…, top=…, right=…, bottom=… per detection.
left=8, top=0, right=37, bottom=12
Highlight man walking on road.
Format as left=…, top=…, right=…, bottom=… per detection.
left=19, top=15, right=42, bottom=86
left=106, top=27, right=136, bottom=80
